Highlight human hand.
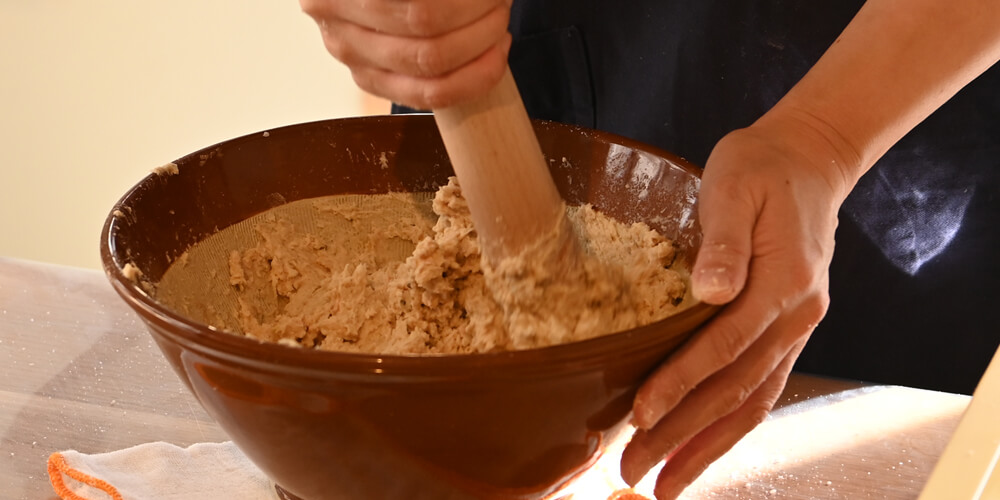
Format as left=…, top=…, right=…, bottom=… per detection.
left=299, top=0, right=512, bottom=109
left=620, top=113, right=856, bottom=498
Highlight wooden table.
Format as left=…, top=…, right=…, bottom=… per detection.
left=0, top=257, right=970, bottom=499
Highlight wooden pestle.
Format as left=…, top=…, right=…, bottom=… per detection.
left=433, top=67, right=581, bottom=268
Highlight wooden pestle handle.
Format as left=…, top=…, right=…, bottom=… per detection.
left=433, top=66, right=577, bottom=265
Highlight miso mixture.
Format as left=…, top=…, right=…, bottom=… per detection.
left=158, top=178, right=688, bottom=354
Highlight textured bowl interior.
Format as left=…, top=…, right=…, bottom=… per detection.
left=100, top=115, right=717, bottom=500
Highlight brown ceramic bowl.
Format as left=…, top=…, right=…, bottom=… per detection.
left=100, top=115, right=717, bottom=500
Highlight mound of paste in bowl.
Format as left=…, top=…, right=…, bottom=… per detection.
left=156, top=178, right=688, bottom=354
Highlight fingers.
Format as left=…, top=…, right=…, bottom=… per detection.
left=631, top=285, right=778, bottom=430
left=300, top=0, right=512, bottom=108
left=691, top=163, right=755, bottom=305
left=619, top=125, right=841, bottom=498
left=650, top=344, right=801, bottom=499
left=622, top=303, right=816, bottom=486
left=301, top=0, right=504, bottom=38
left=317, top=5, right=510, bottom=78
left=348, top=35, right=511, bottom=109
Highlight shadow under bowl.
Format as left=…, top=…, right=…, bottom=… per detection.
left=100, top=115, right=718, bottom=500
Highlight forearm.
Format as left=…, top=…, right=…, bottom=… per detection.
left=759, top=0, right=1000, bottom=195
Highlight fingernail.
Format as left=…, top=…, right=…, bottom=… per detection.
left=633, top=394, right=665, bottom=430
left=622, top=466, right=644, bottom=488
left=622, top=432, right=666, bottom=488
left=654, top=479, right=688, bottom=500
left=621, top=435, right=648, bottom=487
left=621, top=456, right=652, bottom=487
left=693, top=266, right=732, bottom=302
left=633, top=404, right=652, bottom=430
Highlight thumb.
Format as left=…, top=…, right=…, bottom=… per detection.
left=691, top=180, right=754, bottom=305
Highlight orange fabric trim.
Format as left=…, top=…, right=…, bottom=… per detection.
left=607, top=488, right=653, bottom=500
left=47, top=452, right=124, bottom=500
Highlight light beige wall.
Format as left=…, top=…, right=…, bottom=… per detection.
left=1, top=1, right=388, bottom=269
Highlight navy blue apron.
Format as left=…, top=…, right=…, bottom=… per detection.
left=396, top=1, right=1000, bottom=394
